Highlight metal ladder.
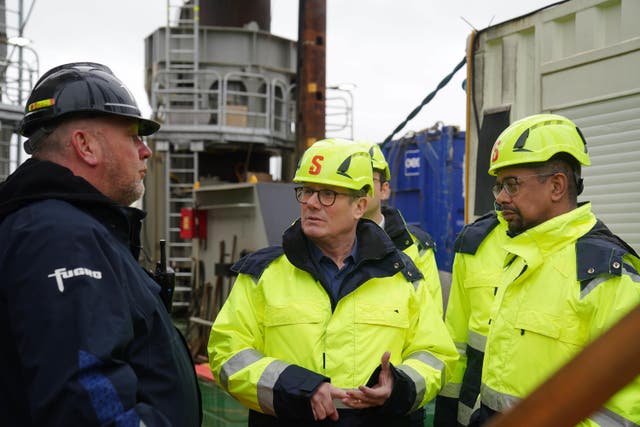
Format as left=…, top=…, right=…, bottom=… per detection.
left=165, top=0, right=200, bottom=121
left=166, top=151, right=198, bottom=309
left=164, top=0, right=200, bottom=310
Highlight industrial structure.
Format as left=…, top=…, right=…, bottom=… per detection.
left=0, top=0, right=39, bottom=181
left=143, top=0, right=297, bottom=311
left=142, top=0, right=352, bottom=313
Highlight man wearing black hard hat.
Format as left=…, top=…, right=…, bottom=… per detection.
left=0, top=63, right=201, bottom=426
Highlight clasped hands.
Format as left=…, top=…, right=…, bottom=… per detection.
left=310, top=351, right=393, bottom=422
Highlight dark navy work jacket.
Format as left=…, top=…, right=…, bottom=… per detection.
left=0, top=158, right=200, bottom=426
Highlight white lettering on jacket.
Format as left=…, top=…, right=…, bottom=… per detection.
left=47, top=267, right=103, bottom=292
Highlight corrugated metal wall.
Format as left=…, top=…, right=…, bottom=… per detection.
left=555, top=93, right=640, bottom=251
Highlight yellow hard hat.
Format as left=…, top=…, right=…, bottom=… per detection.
left=488, top=113, right=590, bottom=176
left=356, top=140, right=391, bottom=181
left=293, top=138, right=374, bottom=196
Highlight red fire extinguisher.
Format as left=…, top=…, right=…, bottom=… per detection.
left=180, top=208, right=207, bottom=239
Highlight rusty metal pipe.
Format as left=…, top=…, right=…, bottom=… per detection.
left=295, top=0, right=326, bottom=158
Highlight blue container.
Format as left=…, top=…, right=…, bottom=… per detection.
left=382, top=126, right=465, bottom=272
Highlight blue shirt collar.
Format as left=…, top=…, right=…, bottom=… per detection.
left=307, top=237, right=358, bottom=267
left=307, top=237, right=358, bottom=300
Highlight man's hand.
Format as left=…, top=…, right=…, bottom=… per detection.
left=342, top=351, right=394, bottom=409
left=311, top=382, right=348, bottom=421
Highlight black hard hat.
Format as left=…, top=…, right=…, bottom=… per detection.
left=19, top=62, right=160, bottom=141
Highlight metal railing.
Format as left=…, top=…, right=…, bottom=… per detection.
left=0, top=0, right=41, bottom=177
left=0, top=45, right=38, bottom=105
left=153, top=68, right=296, bottom=140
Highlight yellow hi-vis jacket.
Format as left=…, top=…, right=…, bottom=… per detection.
left=481, top=203, right=640, bottom=426
left=435, top=211, right=508, bottom=426
left=208, top=219, right=458, bottom=426
left=382, top=205, right=444, bottom=317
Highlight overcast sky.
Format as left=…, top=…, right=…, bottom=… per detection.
left=11, top=0, right=558, bottom=143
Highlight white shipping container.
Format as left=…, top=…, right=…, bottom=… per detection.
left=466, top=0, right=640, bottom=252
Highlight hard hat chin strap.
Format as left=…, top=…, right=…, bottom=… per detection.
left=23, top=126, right=54, bottom=155
left=572, top=163, right=584, bottom=196
left=576, top=176, right=584, bottom=195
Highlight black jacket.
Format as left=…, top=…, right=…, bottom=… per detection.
left=0, top=159, right=200, bottom=426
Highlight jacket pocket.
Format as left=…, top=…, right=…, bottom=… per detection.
left=514, top=310, right=561, bottom=339
left=355, top=302, right=409, bottom=329
left=463, top=272, right=500, bottom=290
left=515, top=310, right=586, bottom=346
left=264, top=301, right=325, bottom=326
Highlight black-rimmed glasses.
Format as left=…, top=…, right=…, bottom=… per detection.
left=294, top=186, right=353, bottom=207
left=492, top=173, right=555, bottom=199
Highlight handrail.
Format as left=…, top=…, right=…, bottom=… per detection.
left=154, top=68, right=294, bottom=139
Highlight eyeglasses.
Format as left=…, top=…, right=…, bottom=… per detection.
left=492, top=173, right=555, bottom=198
left=294, top=186, right=353, bottom=207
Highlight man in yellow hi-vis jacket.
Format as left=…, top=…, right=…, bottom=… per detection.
left=357, top=140, right=443, bottom=317
left=208, top=138, right=457, bottom=426
left=434, top=211, right=507, bottom=426
left=358, top=140, right=445, bottom=427
left=470, top=114, right=640, bottom=426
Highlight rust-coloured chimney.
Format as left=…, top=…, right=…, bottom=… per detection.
left=295, top=0, right=326, bottom=158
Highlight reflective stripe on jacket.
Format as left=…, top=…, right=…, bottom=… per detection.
left=481, top=203, right=640, bottom=426
left=208, top=218, right=458, bottom=425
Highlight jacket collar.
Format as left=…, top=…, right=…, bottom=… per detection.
left=0, top=158, right=146, bottom=258
left=502, top=203, right=597, bottom=270
left=283, top=217, right=398, bottom=270
left=382, top=205, right=414, bottom=250
left=282, top=218, right=410, bottom=304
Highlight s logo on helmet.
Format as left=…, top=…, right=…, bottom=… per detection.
left=309, top=155, right=324, bottom=175
left=491, top=139, right=502, bottom=162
